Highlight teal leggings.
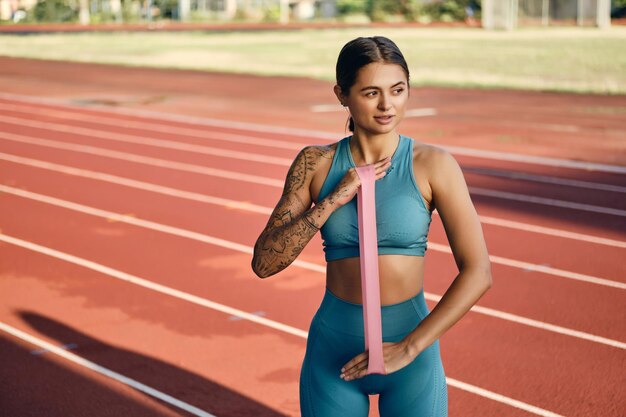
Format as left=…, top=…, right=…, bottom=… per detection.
left=299, top=287, right=448, bottom=417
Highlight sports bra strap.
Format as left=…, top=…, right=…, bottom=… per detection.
left=355, top=164, right=386, bottom=375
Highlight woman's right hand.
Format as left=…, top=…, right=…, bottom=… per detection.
left=330, top=156, right=392, bottom=207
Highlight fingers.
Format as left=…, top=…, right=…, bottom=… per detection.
left=376, top=156, right=392, bottom=166
left=341, top=361, right=368, bottom=381
left=340, top=354, right=369, bottom=381
left=376, top=157, right=391, bottom=179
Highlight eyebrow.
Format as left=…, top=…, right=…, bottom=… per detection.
left=359, top=81, right=406, bottom=92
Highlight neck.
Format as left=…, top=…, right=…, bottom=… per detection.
left=349, top=130, right=400, bottom=165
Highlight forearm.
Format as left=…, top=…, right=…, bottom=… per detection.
left=252, top=193, right=342, bottom=278
left=404, top=266, right=492, bottom=357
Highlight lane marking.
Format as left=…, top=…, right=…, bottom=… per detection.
left=469, top=187, right=626, bottom=217
left=1, top=183, right=624, bottom=290
left=309, top=103, right=438, bottom=118
left=0, top=235, right=577, bottom=416
left=1, top=105, right=624, bottom=193
left=310, top=104, right=344, bottom=112
left=0, top=103, right=626, bottom=193
left=1, top=92, right=623, bottom=173
left=464, top=166, right=626, bottom=194
left=449, top=379, right=564, bottom=417
left=31, top=342, right=78, bottom=355
left=1, top=131, right=624, bottom=218
left=0, top=101, right=305, bottom=151
left=0, top=322, right=217, bottom=417
left=405, top=108, right=438, bottom=117
left=1, top=189, right=625, bottom=346
left=1, top=151, right=623, bottom=248
left=440, top=144, right=626, bottom=174
left=0, top=114, right=294, bottom=167
left=0, top=131, right=284, bottom=188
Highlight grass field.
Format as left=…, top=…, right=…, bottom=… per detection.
left=1, top=26, right=625, bottom=94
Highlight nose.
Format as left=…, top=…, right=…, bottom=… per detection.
left=378, top=93, right=392, bottom=111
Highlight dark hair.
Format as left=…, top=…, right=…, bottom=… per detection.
left=336, top=36, right=410, bottom=132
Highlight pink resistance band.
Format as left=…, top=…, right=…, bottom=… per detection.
left=354, top=164, right=386, bottom=375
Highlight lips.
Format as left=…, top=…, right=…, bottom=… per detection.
left=374, top=115, right=394, bottom=124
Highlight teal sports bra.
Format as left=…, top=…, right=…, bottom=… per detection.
left=318, top=134, right=432, bottom=262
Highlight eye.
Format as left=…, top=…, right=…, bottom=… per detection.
left=366, top=91, right=377, bottom=97
left=394, top=88, right=404, bottom=94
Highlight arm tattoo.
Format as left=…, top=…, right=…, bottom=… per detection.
left=253, top=145, right=335, bottom=277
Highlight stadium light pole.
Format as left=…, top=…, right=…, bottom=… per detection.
left=179, top=0, right=190, bottom=21
left=78, top=0, right=90, bottom=25
left=541, top=0, right=548, bottom=26
left=280, top=0, right=289, bottom=24
left=597, top=0, right=611, bottom=28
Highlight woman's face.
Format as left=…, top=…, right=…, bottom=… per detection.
left=336, top=62, right=409, bottom=135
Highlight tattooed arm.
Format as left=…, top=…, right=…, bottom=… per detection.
left=251, top=145, right=344, bottom=278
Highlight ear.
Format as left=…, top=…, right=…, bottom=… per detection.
left=334, top=85, right=346, bottom=105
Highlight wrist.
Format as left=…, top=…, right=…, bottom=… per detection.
left=403, top=330, right=425, bottom=359
left=327, top=192, right=345, bottom=209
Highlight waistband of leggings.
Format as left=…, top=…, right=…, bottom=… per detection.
left=315, top=287, right=429, bottom=337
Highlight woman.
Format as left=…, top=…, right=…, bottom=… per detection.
left=252, top=36, right=492, bottom=417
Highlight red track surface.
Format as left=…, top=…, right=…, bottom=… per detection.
left=0, top=57, right=625, bottom=416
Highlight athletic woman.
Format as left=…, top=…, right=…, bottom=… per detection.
left=252, top=36, right=492, bottom=417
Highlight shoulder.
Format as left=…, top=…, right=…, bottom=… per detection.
left=410, top=139, right=458, bottom=179
left=284, top=142, right=338, bottom=191
left=304, top=142, right=337, bottom=162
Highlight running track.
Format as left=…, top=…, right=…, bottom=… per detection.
left=0, top=57, right=625, bottom=416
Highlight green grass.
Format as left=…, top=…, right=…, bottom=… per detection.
left=1, top=26, right=625, bottom=94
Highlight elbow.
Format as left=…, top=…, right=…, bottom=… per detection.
left=482, top=262, right=493, bottom=290
left=251, top=254, right=273, bottom=279
left=251, top=257, right=267, bottom=279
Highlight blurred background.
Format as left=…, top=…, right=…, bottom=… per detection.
left=0, top=0, right=623, bottom=28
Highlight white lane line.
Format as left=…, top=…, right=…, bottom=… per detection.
left=428, top=242, right=625, bottom=289
left=404, top=108, right=438, bottom=117
left=1, top=234, right=570, bottom=416
left=2, top=102, right=624, bottom=195
left=0, top=184, right=321, bottom=270
left=2, top=131, right=624, bottom=218
left=0, top=101, right=306, bottom=151
left=0, top=131, right=284, bottom=188
left=2, top=151, right=624, bottom=250
left=464, top=166, right=626, bottom=194
left=31, top=342, right=78, bottom=355
left=469, top=187, right=626, bottom=217
left=441, top=144, right=626, bottom=174
left=0, top=92, right=338, bottom=140
left=0, top=167, right=626, bottom=289
left=0, top=152, right=270, bottom=214
left=0, top=114, right=294, bottom=166
left=0, top=234, right=309, bottom=338
left=1, top=182, right=624, bottom=290
left=3, top=107, right=624, bottom=195
left=0, top=235, right=579, bottom=416
left=309, top=104, right=438, bottom=118
left=1, top=92, right=623, bottom=174
left=448, top=378, right=564, bottom=417
left=475, top=215, right=625, bottom=248
left=0, top=322, right=217, bottom=417
left=1, top=188, right=625, bottom=347
left=310, top=104, right=344, bottom=112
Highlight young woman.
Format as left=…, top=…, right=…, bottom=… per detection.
left=252, top=36, right=492, bottom=417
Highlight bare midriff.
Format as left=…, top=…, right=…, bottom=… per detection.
left=326, top=254, right=425, bottom=306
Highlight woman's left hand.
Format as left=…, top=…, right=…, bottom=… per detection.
left=340, top=340, right=417, bottom=381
